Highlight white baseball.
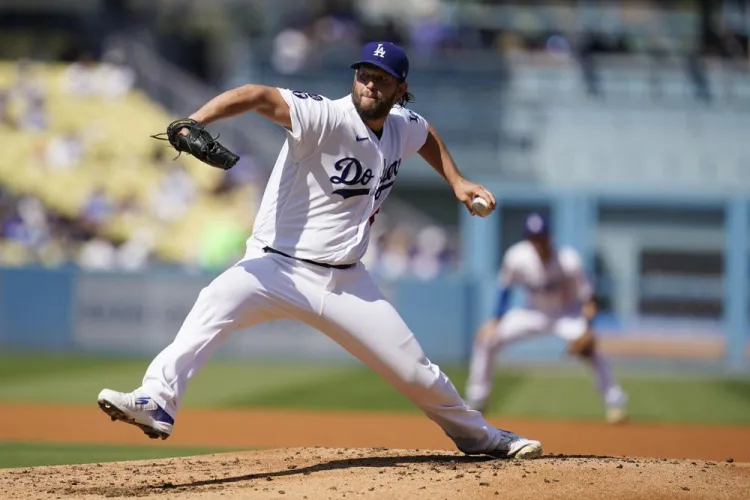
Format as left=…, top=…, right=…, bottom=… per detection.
left=471, top=196, right=492, bottom=217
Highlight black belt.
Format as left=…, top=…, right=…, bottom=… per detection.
left=262, top=246, right=356, bottom=270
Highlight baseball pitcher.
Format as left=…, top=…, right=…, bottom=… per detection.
left=98, top=42, right=543, bottom=459
left=465, top=212, right=628, bottom=424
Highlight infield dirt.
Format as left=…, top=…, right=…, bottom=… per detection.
left=1, top=404, right=748, bottom=499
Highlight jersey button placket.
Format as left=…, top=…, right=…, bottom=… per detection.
left=365, top=150, right=385, bottom=224
left=368, top=121, right=393, bottom=222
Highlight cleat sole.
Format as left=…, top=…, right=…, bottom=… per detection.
left=98, top=400, right=170, bottom=440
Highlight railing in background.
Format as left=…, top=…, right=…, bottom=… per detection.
left=498, top=54, right=750, bottom=190
left=504, top=54, right=750, bottom=107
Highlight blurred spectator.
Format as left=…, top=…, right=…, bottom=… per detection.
left=11, top=62, right=49, bottom=133
left=81, top=187, right=115, bottom=228
left=12, top=59, right=44, bottom=94
left=0, top=187, right=156, bottom=270
left=20, top=86, right=47, bottom=132
left=28, top=141, right=48, bottom=171
left=2, top=205, right=31, bottom=247
left=118, top=193, right=144, bottom=223
left=149, top=164, right=196, bottom=222
left=362, top=19, right=404, bottom=46
left=78, top=229, right=155, bottom=272
left=312, top=0, right=362, bottom=45
left=407, top=0, right=451, bottom=56
left=16, top=196, right=51, bottom=249
left=271, top=25, right=312, bottom=75
left=355, top=0, right=406, bottom=24
left=45, top=130, right=84, bottom=170
left=1, top=196, right=52, bottom=258
left=96, top=48, right=136, bottom=99
left=45, top=211, right=77, bottom=250
left=364, top=210, right=459, bottom=281
left=62, top=52, right=100, bottom=97
left=116, top=227, right=157, bottom=271
left=411, top=225, right=449, bottom=281
left=374, top=225, right=413, bottom=280
left=212, top=151, right=264, bottom=195
left=37, top=238, right=68, bottom=268
left=61, top=50, right=135, bottom=100
left=0, top=89, right=16, bottom=129
left=78, top=236, right=118, bottom=270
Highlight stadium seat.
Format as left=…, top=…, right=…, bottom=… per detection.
left=0, top=61, right=256, bottom=266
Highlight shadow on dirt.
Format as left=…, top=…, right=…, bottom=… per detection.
left=64, top=454, right=497, bottom=497
left=159, top=454, right=496, bottom=491
left=64, top=453, right=627, bottom=497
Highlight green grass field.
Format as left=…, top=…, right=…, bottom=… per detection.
left=2, top=351, right=749, bottom=424
left=1, top=351, right=749, bottom=469
left=0, top=442, right=234, bottom=469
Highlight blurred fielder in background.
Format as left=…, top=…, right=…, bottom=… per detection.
left=465, top=212, right=629, bottom=424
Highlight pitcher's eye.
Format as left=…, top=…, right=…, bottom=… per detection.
left=358, top=69, right=393, bottom=85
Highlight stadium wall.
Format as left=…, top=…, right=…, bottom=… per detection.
left=0, top=190, right=746, bottom=369
left=0, top=266, right=473, bottom=364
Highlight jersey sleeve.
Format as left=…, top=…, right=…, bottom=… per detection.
left=399, top=108, right=429, bottom=158
left=493, top=250, right=519, bottom=318
left=278, top=88, right=338, bottom=161
left=497, top=250, right=519, bottom=288
left=564, top=249, right=594, bottom=303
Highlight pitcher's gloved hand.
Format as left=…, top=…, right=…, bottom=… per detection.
left=151, top=118, right=239, bottom=170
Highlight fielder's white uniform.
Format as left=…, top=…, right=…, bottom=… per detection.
left=139, top=89, right=509, bottom=453
left=466, top=240, right=593, bottom=405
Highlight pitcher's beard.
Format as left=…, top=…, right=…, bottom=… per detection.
left=352, top=90, right=397, bottom=121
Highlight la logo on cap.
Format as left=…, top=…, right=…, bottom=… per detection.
left=373, top=43, right=386, bottom=58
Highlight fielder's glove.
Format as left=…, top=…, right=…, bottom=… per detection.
left=151, top=118, right=239, bottom=170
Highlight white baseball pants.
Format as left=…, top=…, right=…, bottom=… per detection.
left=466, top=308, right=587, bottom=405
left=141, top=240, right=502, bottom=453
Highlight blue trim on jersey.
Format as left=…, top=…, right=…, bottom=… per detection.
left=493, top=288, right=511, bottom=318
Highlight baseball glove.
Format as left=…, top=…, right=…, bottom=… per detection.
left=151, top=118, right=239, bottom=170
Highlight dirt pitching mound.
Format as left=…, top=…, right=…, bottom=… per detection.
left=2, top=447, right=748, bottom=500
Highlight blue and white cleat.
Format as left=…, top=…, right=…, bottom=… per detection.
left=97, top=389, right=174, bottom=440
left=460, top=428, right=543, bottom=460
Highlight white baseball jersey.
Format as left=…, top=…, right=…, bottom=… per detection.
left=249, top=88, right=429, bottom=265
left=499, top=240, right=593, bottom=314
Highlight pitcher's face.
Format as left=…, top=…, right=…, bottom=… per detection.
left=351, top=65, right=406, bottom=121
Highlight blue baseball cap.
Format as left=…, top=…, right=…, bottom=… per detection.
left=350, top=41, right=409, bottom=81
left=524, top=212, right=550, bottom=237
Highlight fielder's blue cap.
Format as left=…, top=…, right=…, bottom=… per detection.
left=351, top=41, right=409, bottom=81
left=524, top=212, right=550, bottom=237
